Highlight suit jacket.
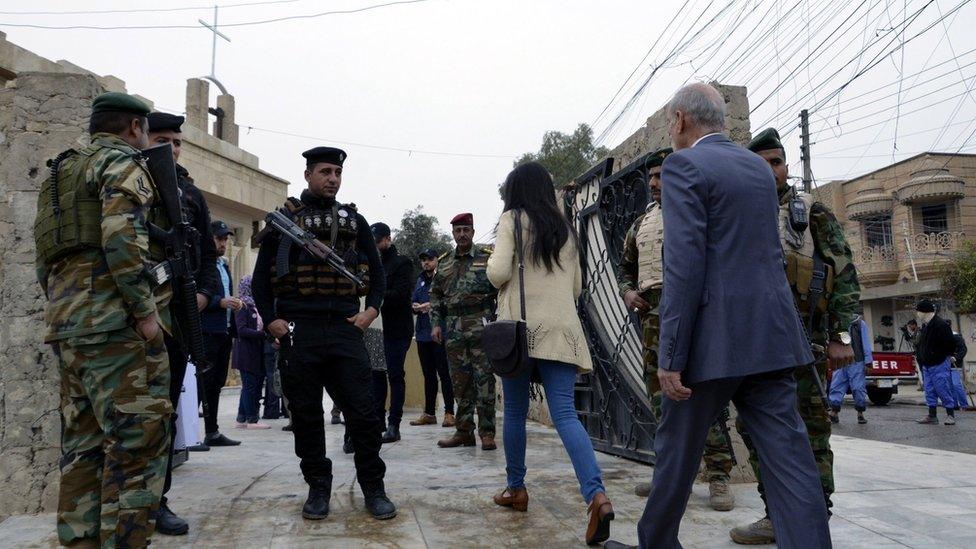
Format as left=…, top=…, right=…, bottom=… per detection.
left=657, top=133, right=813, bottom=383
left=202, top=259, right=237, bottom=336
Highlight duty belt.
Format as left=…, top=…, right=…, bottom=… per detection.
left=446, top=303, right=486, bottom=317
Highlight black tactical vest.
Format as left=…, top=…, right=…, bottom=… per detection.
left=270, top=194, right=370, bottom=299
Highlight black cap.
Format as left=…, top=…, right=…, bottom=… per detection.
left=644, top=147, right=672, bottom=171
left=147, top=112, right=184, bottom=133
left=212, top=220, right=233, bottom=237
left=418, top=248, right=438, bottom=259
left=747, top=127, right=785, bottom=154
left=370, top=222, right=391, bottom=240
left=303, top=146, right=347, bottom=167
left=916, top=299, right=936, bottom=313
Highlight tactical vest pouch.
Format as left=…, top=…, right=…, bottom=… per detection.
left=35, top=150, right=104, bottom=266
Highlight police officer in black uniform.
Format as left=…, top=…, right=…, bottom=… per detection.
left=251, top=146, right=396, bottom=521
left=146, top=111, right=220, bottom=536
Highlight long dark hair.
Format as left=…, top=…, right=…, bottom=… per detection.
left=502, top=162, right=579, bottom=272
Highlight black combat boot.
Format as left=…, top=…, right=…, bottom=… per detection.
left=381, top=423, right=401, bottom=444
left=362, top=481, right=397, bottom=520
left=156, top=501, right=189, bottom=535
left=302, top=476, right=332, bottom=520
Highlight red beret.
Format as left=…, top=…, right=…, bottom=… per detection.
left=451, top=212, right=473, bottom=226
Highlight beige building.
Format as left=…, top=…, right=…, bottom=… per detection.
left=0, top=32, right=288, bottom=518
left=814, top=153, right=976, bottom=359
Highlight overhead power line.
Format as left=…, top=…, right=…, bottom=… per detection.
left=0, top=0, right=434, bottom=30
left=0, top=0, right=306, bottom=16
left=242, top=125, right=516, bottom=159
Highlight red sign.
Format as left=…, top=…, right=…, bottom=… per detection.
left=867, top=352, right=917, bottom=378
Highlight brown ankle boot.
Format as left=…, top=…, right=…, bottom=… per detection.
left=585, top=492, right=614, bottom=545
left=409, top=413, right=437, bottom=426
left=493, top=486, right=528, bottom=512
left=442, top=412, right=456, bottom=427
left=437, top=431, right=475, bottom=448
left=480, top=435, right=497, bottom=450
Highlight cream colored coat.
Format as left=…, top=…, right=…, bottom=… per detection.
left=486, top=210, right=592, bottom=372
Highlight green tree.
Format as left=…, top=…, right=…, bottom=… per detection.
left=941, top=241, right=976, bottom=313
left=392, top=205, right=453, bottom=266
left=515, top=123, right=610, bottom=188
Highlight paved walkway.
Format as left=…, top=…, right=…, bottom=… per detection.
left=2, top=391, right=975, bottom=548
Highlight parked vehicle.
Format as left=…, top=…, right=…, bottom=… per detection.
left=865, top=351, right=918, bottom=405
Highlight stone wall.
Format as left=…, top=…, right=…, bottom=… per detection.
left=608, top=83, right=751, bottom=169
left=0, top=72, right=106, bottom=519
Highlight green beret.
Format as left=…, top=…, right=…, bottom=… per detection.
left=644, top=147, right=673, bottom=170
left=747, top=127, right=784, bottom=154
left=91, top=92, right=151, bottom=116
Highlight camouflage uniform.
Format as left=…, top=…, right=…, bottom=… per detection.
left=735, top=187, right=860, bottom=512
left=618, top=207, right=733, bottom=482
left=430, top=246, right=498, bottom=437
left=35, top=133, right=173, bottom=548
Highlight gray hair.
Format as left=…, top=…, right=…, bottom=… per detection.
left=667, top=83, right=726, bottom=132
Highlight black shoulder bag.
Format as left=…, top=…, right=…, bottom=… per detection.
left=482, top=211, right=531, bottom=378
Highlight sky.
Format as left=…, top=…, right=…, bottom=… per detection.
left=3, top=0, right=976, bottom=241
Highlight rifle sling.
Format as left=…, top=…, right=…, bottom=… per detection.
left=807, top=251, right=827, bottom=337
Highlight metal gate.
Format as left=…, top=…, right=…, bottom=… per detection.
left=565, top=153, right=661, bottom=464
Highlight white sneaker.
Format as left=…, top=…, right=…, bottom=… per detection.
left=246, top=422, right=272, bottom=430
left=234, top=422, right=248, bottom=429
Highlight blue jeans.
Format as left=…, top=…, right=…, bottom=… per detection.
left=236, top=370, right=264, bottom=423
left=502, top=359, right=604, bottom=503
left=828, top=362, right=868, bottom=411
left=923, top=359, right=957, bottom=410
left=951, top=368, right=969, bottom=408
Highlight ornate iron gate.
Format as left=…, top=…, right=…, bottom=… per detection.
left=566, top=153, right=661, bottom=464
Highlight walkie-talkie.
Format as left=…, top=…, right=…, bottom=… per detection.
left=788, top=193, right=809, bottom=234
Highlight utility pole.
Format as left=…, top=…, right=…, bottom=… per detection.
left=800, top=109, right=812, bottom=194
left=902, top=221, right=919, bottom=282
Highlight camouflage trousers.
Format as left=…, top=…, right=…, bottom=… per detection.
left=54, top=327, right=173, bottom=548
left=736, top=360, right=834, bottom=511
left=444, top=319, right=496, bottom=437
left=641, top=312, right=732, bottom=482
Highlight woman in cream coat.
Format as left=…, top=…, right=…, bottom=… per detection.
left=486, top=162, right=614, bottom=546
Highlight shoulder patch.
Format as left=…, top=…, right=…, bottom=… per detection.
left=345, top=202, right=358, bottom=212
left=135, top=175, right=152, bottom=199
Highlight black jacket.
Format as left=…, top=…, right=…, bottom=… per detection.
left=953, top=332, right=968, bottom=367
left=916, top=315, right=957, bottom=367
left=167, top=165, right=219, bottom=345
left=380, top=245, right=415, bottom=339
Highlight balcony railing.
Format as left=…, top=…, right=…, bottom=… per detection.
left=911, top=231, right=965, bottom=255
left=859, top=244, right=896, bottom=264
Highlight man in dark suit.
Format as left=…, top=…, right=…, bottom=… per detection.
left=606, top=83, right=830, bottom=549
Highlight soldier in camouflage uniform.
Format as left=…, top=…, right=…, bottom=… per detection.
left=617, top=148, right=736, bottom=511
left=431, top=213, right=499, bottom=450
left=730, top=128, right=860, bottom=545
left=34, top=92, right=174, bottom=548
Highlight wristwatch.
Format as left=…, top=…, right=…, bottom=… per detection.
left=831, top=331, right=852, bottom=345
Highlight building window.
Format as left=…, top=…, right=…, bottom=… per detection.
left=919, top=203, right=948, bottom=235
left=862, top=215, right=892, bottom=248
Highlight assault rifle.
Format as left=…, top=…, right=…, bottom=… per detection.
left=264, top=209, right=366, bottom=289
left=717, top=406, right=737, bottom=465
left=141, top=144, right=214, bottom=418
left=799, top=253, right=831, bottom=411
